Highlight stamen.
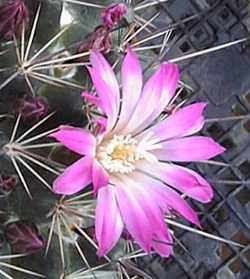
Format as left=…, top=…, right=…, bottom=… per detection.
left=97, top=135, right=140, bottom=173
left=97, top=134, right=159, bottom=174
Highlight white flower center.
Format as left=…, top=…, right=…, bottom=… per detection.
left=97, top=135, right=144, bottom=174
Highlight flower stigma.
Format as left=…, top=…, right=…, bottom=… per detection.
left=97, top=134, right=147, bottom=174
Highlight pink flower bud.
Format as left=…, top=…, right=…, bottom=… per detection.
left=16, top=95, right=48, bottom=122
left=78, top=26, right=112, bottom=55
left=101, top=3, right=127, bottom=29
left=0, top=175, right=18, bottom=193
left=122, top=229, right=133, bottom=241
left=5, top=221, right=45, bottom=255
left=0, top=0, right=29, bottom=39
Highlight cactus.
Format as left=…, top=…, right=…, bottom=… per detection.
left=0, top=1, right=247, bottom=279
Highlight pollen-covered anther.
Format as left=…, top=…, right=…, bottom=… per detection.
left=97, top=134, right=143, bottom=173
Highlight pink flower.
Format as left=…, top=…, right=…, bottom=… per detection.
left=0, top=0, right=29, bottom=39
left=50, top=49, right=225, bottom=257
left=77, top=3, right=127, bottom=56
left=101, top=3, right=127, bottom=29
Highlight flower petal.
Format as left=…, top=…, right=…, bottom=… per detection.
left=138, top=102, right=207, bottom=141
left=87, top=66, right=118, bottom=129
left=130, top=171, right=200, bottom=226
left=96, top=185, right=123, bottom=256
left=114, top=49, right=142, bottom=131
left=90, top=52, right=120, bottom=106
left=148, top=62, right=180, bottom=122
left=122, top=63, right=179, bottom=134
left=53, top=157, right=92, bottom=195
left=161, top=187, right=200, bottom=226
left=177, top=166, right=214, bottom=203
left=119, top=175, right=173, bottom=257
left=153, top=136, right=225, bottom=162
left=92, top=159, right=109, bottom=194
left=152, top=223, right=173, bottom=257
left=114, top=178, right=153, bottom=252
left=136, top=160, right=213, bottom=203
left=49, top=126, right=96, bottom=156
left=89, top=51, right=120, bottom=127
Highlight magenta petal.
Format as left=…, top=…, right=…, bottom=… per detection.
left=120, top=175, right=173, bottom=257
left=49, top=126, right=96, bottom=156
left=115, top=49, right=142, bottom=131
left=149, top=62, right=180, bottom=122
left=90, top=52, right=119, bottom=98
left=115, top=182, right=153, bottom=252
left=154, top=136, right=225, bottom=162
left=90, top=51, right=119, bottom=111
left=152, top=223, right=173, bottom=257
left=137, top=161, right=213, bottom=203
left=95, top=186, right=123, bottom=256
left=133, top=187, right=173, bottom=258
left=177, top=166, right=214, bottom=203
left=124, top=175, right=166, bottom=227
left=92, top=160, right=109, bottom=194
left=138, top=102, right=207, bottom=141
left=114, top=174, right=174, bottom=256
left=130, top=172, right=200, bottom=226
left=122, top=64, right=166, bottom=133
left=87, top=66, right=118, bottom=129
left=53, top=157, right=92, bottom=195
left=161, top=62, right=180, bottom=101
left=161, top=187, right=200, bottom=226
left=122, top=63, right=179, bottom=134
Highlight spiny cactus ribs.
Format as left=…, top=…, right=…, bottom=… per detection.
left=0, top=0, right=248, bottom=279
